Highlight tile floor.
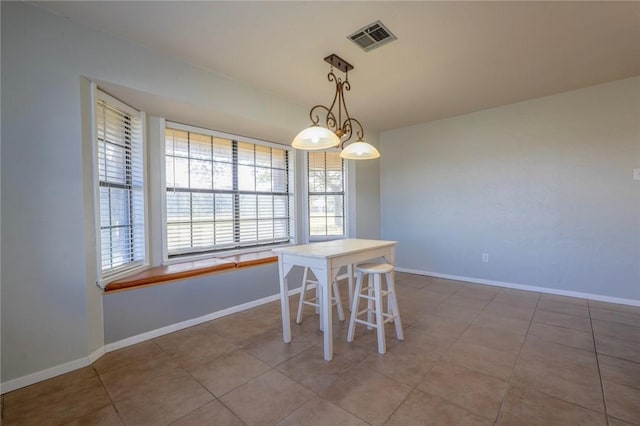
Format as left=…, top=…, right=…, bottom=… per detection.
left=2, top=273, right=639, bottom=425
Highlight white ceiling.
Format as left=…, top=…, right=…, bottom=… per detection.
left=35, top=1, right=640, bottom=133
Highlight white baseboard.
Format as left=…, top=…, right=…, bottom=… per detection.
left=1, top=288, right=302, bottom=394
left=1, top=356, right=92, bottom=395
left=88, top=346, right=106, bottom=364
left=396, top=267, right=640, bottom=307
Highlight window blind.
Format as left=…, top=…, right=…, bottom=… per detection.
left=165, top=127, right=292, bottom=256
left=96, top=92, right=145, bottom=277
left=308, top=151, right=345, bottom=237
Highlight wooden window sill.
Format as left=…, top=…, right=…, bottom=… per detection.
left=104, top=250, right=279, bottom=293
left=220, top=250, right=279, bottom=268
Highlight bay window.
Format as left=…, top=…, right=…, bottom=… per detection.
left=165, top=123, right=293, bottom=257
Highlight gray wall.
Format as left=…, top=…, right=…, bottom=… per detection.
left=380, top=77, right=640, bottom=301
left=354, top=133, right=381, bottom=240
left=1, top=2, right=380, bottom=384
left=104, top=265, right=303, bottom=344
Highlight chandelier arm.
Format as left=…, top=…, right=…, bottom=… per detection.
left=341, top=117, right=365, bottom=146
left=326, top=71, right=341, bottom=127
left=309, top=104, right=338, bottom=133
left=338, top=78, right=354, bottom=141
left=342, top=79, right=351, bottom=93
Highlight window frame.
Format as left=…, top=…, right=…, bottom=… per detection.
left=92, top=89, right=149, bottom=284
left=161, top=121, right=296, bottom=262
left=303, top=149, right=350, bottom=243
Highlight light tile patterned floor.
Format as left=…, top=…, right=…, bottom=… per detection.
left=2, top=273, right=640, bottom=425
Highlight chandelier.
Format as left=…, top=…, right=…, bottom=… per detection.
left=292, top=54, right=380, bottom=160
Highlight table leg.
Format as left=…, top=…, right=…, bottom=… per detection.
left=347, top=263, right=354, bottom=308
left=279, top=260, right=291, bottom=343
left=318, top=283, right=324, bottom=332
left=384, top=248, right=396, bottom=323
left=318, top=267, right=334, bottom=361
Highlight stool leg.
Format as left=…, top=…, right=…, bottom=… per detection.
left=367, top=274, right=374, bottom=330
left=296, top=267, right=310, bottom=324
left=347, top=271, right=364, bottom=342
left=333, top=280, right=345, bottom=321
left=386, top=275, right=393, bottom=322
left=386, top=272, right=404, bottom=341
left=374, top=273, right=386, bottom=354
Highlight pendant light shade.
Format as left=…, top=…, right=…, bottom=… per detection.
left=339, top=141, right=380, bottom=160
left=291, top=126, right=340, bottom=150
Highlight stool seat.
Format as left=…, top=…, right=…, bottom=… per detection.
left=356, top=263, right=394, bottom=274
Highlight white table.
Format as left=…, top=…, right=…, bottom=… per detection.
left=273, top=239, right=398, bottom=361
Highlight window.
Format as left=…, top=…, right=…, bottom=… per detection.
left=307, top=151, right=345, bottom=239
left=165, top=124, right=293, bottom=257
left=95, top=91, right=146, bottom=278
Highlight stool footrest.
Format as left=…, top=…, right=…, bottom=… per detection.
left=360, top=286, right=390, bottom=298
left=383, top=315, right=396, bottom=324
left=355, top=308, right=370, bottom=317
left=353, top=310, right=394, bottom=322
left=354, top=318, right=377, bottom=328
left=303, top=299, right=340, bottom=308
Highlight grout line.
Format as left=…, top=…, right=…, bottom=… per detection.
left=271, top=345, right=375, bottom=425
left=590, top=315, right=640, bottom=331
left=531, top=317, right=591, bottom=333
left=386, top=282, right=503, bottom=422
left=588, top=299, right=610, bottom=426
left=378, top=357, right=439, bottom=424
left=526, top=324, right=598, bottom=355
left=145, top=319, right=270, bottom=425
left=215, top=364, right=275, bottom=423
left=93, top=366, right=126, bottom=426
left=146, top=337, right=222, bottom=424
left=493, top=290, right=541, bottom=424
left=594, top=351, right=640, bottom=367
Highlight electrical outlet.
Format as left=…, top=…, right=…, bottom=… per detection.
left=482, top=253, right=489, bottom=263
left=634, top=168, right=640, bottom=181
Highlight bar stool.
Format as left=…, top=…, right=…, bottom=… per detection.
left=347, top=263, right=404, bottom=354
left=296, top=267, right=345, bottom=327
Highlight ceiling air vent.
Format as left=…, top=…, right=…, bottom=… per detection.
left=348, top=20, right=397, bottom=52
